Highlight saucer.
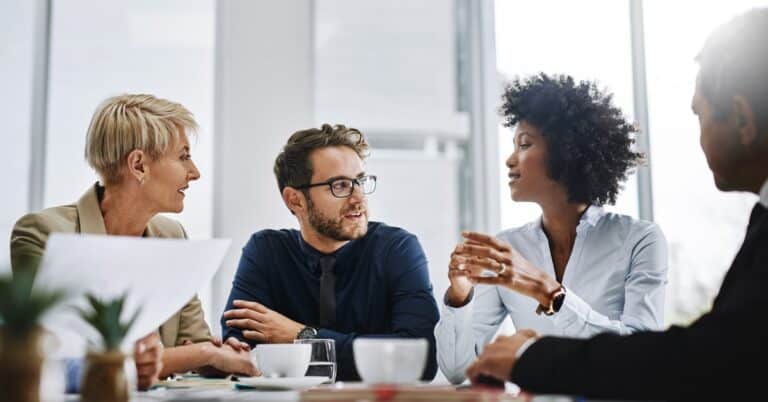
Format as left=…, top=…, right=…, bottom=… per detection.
left=236, top=376, right=328, bottom=391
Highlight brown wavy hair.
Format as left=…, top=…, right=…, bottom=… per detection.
left=273, top=123, right=370, bottom=194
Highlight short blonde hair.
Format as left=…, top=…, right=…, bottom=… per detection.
left=84, top=94, right=198, bottom=184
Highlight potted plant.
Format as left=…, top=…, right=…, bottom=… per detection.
left=77, top=293, right=140, bottom=402
left=0, top=266, right=64, bottom=402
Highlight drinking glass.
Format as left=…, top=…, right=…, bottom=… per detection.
left=294, top=338, right=336, bottom=383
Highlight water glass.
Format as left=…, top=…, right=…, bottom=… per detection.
left=294, top=338, right=336, bottom=383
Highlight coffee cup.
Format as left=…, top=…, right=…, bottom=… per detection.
left=352, top=338, right=428, bottom=384
left=252, top=343, right=311, bottom=378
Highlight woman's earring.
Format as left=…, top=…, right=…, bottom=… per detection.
left=139, top=177, right=145, bottom=185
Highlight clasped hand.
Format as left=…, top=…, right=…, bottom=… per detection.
left=449, top=231, right=558, bottom=305
left=223, top=299, right=304, bottom=344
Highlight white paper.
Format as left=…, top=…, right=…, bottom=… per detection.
left=136, top=388, right=299, bottom=401
left=34, top=233, right=230, bottom=358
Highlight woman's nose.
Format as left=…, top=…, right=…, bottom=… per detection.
left=506, top=151, right=517, bottom=168
left=189, top=161, right=201, bottom=181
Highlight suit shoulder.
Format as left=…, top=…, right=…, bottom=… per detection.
left=11, top=205, right=78, bottom=273
left=148, top=215, right=186, bottom=238
left=13, top=204, right=78, bottom=237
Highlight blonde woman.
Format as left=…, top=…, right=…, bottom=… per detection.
left=10, top=94, right=257, bottom=389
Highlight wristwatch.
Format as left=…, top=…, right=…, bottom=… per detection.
left=297, top=326, right=318, bottom=340
left=535, top=285, right=567, bottom=316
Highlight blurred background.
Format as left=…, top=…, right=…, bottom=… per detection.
left=3, top=0, right=766, bottom=354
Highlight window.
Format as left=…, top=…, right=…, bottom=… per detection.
left=644, top=1, right=764, bottom=324
left=494, top=0, right=638, bottom=230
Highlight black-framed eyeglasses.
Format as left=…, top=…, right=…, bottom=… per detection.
left=295, top=175, right=377, bottom=198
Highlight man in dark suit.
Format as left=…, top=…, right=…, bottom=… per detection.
left=465, top=8, right=768, bottom=401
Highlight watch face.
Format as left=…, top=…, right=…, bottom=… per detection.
left=298, top=327, right=317, bottom=339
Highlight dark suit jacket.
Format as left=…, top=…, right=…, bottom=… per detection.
left=511, top=203, right=768, bottom=401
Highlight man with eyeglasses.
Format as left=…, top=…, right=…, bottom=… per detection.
left=221, top=124, right=439, bottom=381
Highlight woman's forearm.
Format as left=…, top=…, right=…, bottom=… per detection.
left=159, top=343, right=214, bottom=378
left=530, top=273, right=562, bottom=306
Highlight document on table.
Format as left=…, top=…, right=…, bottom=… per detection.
left=34, top=233, right=231, bottom=358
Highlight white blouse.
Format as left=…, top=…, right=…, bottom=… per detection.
left=434, top=206, right=668, bottom=384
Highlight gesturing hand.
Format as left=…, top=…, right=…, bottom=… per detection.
left=223, top=300, right=304, bottom=344
left=454, top=231, right=560, bottom=306
left=446, top=242, right=477, bottom=306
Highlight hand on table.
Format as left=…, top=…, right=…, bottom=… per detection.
left=466, top=329, right=539, bottom=385
left=134, top=332, right=163, bottom=391
left=187, top=336, right=251, bottom=352
left=183, top=337, right=259, bottom=377
left=208, top=343, right=259, bottom=376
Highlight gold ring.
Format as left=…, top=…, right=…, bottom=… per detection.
left=498, top=263, right=507, bottom=275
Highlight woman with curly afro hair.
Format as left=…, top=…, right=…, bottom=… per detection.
left=435, top=73, right=669, bottom=384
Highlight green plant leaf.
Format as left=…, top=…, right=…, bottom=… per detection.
left=0, top=263, right=65, bottom=338
left=77, top=292, right=139, bottom=351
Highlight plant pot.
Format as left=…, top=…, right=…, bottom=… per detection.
left=0, top=328, right=43, bottom=402
left=81, top=350, right=128, bottom=402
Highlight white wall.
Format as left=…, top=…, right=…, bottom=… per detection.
left=365, top=152, right=461, bottom=305
left=0, top=0, right=36, bottom=271
left=315, top=0, right=468, bottom=137
left=211, top=0, right=315, bottom=335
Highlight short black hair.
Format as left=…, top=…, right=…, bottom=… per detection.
left=500, top=73, right=642, bottom=206
left=696, top=8, right=768, bottom=133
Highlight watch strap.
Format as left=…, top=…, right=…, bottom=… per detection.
left=535, top=285, right=567, bottom=316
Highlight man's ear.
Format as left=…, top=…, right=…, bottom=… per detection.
left=732, top=95, right=758, bottom=147
left=282, top=187, right=306, bottom=215
left=126, top=149, right=148, bottom=184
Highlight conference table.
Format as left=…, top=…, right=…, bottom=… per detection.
left=58, top=375, right=574, bottom=402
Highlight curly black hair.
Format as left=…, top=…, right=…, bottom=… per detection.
left=500, top=73, right=643, bottom=206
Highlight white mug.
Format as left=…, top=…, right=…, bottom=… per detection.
left=353, top=338, right=428, bottom=384
left=252, top=343, right=312, bottom=378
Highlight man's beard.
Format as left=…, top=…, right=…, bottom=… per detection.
left=307, top=197, right=368, bottom=241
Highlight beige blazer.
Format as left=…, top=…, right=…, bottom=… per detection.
left=9, top=183, right=212, bottom=348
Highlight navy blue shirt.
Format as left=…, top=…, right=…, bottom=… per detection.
left=221, top=221, right=439, bottom=381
